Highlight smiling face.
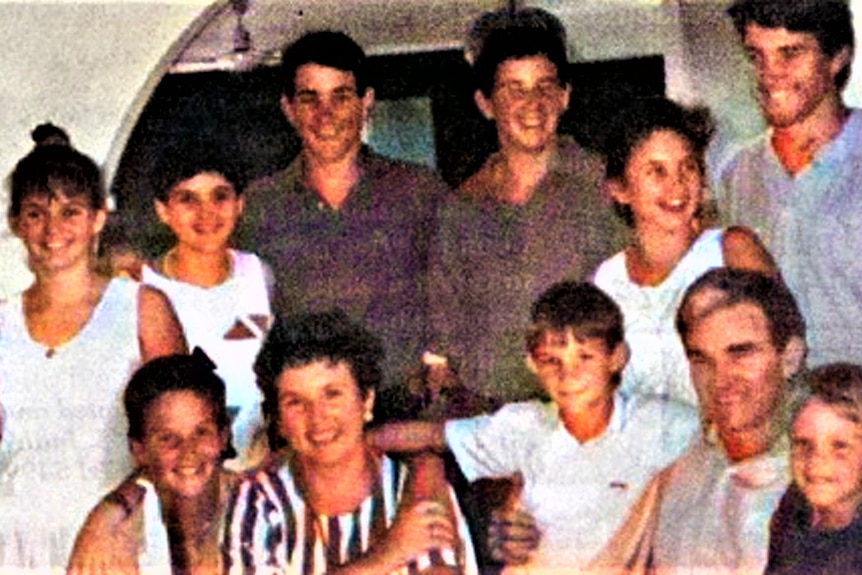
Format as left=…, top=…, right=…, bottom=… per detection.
left=476, top=55, right=570, bottom=155
left=610, top=129, right=703, bottom=232
left=683, top=298, right=792, bottom=450
left=155, top=171, right=242, bottom=255
left=12, top=190, right=105, bottom=275
left=529, top=328, right=626, bottom=420
left=131, top=389, right=225, bottom=500
left=743, top=23, right=847, bottom=130
left=276, top=359, right=374, bottom=469
left=282, top=63, right=373, bottom=166
left=791, top=398, right=862, bottom=529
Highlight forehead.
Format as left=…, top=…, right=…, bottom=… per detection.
left=743, top=23, right=822, bottom=51
left=532, top=328, right=609, bottom=354
left=685, top=300, right=773, bottom=352
left=793, top=398, right=862, bottom=435
left=630, top=129, right=696, bottom=161
left=169, top=172, right=234, bottom=194
left=143, top=389, right=215, bottom=429
left=294, top=63, right=357, bottom=91
left=495, top=54, right=560, bottom=83
left=20, top=188, right=90, bottom=207
left=276, top=359, right=357, bottom=393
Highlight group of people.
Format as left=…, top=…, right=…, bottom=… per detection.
left=2, top=0, right=862, bottom=573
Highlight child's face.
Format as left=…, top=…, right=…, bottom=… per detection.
left=131, top=389, right=225, bottom=500
left=155, top=171, right=243, bottom=254
left=528, top=329, right=625, bottom=416
left=476, top=54, right=570, bottom=154
left=610, top=129, right=703, bottom=232
left=791, top=398, right=862, bottom=527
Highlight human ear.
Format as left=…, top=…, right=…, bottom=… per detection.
left=474, top=90, right=495, bottom=120
left=829, top=46, right=853, bottom=85
left=525, top=352, right=539, bottom=375
left=8, top=215, right=21, bottom=239
left=363, top=389, right=376, bottom=423
left=360, top=87, right=375, bottom=124
left=129, top=438, right=147, bottom=469
left=610, top=342, right=629, bottom=374
left=780, top=335, right=807, bottom=381
left=280, top=94, right=297, bottom=128
left=605, top=178, right=630, bottom=206
left=560, top=82, right=572, bottom=112
left=92, top=209, right=107, bottom=236
left=154, top=199, right=170, bottom=226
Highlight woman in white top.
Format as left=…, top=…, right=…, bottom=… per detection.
left=593, top=98, right=777, bottom=408
left=0, top=124, right=186, bottom=572
left=142, top=153, right=273, bottom=469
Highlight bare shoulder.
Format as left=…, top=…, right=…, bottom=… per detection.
left=68, top=480, right=144, bottom=572
left=721, top=225, right=777, bottom=277
left=137, top=283, right=188, bottom=359
left=138, top=282, right=168, bottom=306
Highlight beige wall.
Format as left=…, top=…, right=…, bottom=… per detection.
left=0, top=1, right=209, bottom=296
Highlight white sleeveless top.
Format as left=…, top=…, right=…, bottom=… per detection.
left=592, top=228, right=725, bottom=407
left=0, top=278, right=140, bottom=571
left=142, top=250, right=271, bottom=469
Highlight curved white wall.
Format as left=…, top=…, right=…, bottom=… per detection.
left=0, top=1, right=209, bottom=296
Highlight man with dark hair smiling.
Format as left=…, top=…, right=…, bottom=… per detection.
left=237, top=31, right=449, bottom=394
left=717, top=0, right=861, bottom=369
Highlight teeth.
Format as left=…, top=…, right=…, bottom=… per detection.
left=176, top=466, right=201, bottom=477
left=310, top=431, right=336, bottom=445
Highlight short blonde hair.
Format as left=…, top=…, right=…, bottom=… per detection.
left=798, top=363, right=862, bottom=425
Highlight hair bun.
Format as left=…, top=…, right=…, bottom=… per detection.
left=190, top=346, right=218, bottom=372
left=31, top=123, right=70, bottom=148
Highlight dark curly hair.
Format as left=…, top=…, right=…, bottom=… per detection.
left=280, top=30, right=368, bottom=100
left=603, top=98, right=715, bottom=226
left=254, top=309, right=384, bottom=448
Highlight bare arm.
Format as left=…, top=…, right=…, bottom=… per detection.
left=721, top=225, right=779, bottom=278
left=332, top=453, right=463, bottom=575
left=137, top=284, right=187, bottom=362
left=367, top=421, right=447, bottom=454
left=67, top=478, right=144, bottom=575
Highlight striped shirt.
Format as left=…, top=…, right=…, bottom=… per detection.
left=224, top=455, right=478, bottom=574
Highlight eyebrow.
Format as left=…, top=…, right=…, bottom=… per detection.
left=726, top=342, right=758, bottom=354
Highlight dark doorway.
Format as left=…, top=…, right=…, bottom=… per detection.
left=110, top=51, right=664, bottom=257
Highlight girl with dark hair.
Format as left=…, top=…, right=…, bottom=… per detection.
left=143, top=153, right=273, bottom=470
left=0, top=125, right=186, bottom=571
left=68, top=350, right=237, bottom=574
left=592, top=98, right=776, bottom=407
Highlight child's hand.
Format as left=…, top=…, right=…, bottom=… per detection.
left=487, top=474, right=540, bottom=566
left=488, top=506, right=541, bottom=565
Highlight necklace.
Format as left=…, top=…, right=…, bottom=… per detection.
left=160, top=248, right=232, bottom=287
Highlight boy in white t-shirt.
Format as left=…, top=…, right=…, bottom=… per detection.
left=370, top=281, right=698, bottom=572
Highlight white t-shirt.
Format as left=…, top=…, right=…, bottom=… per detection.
left=445, top=394, right=698, bottom=570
